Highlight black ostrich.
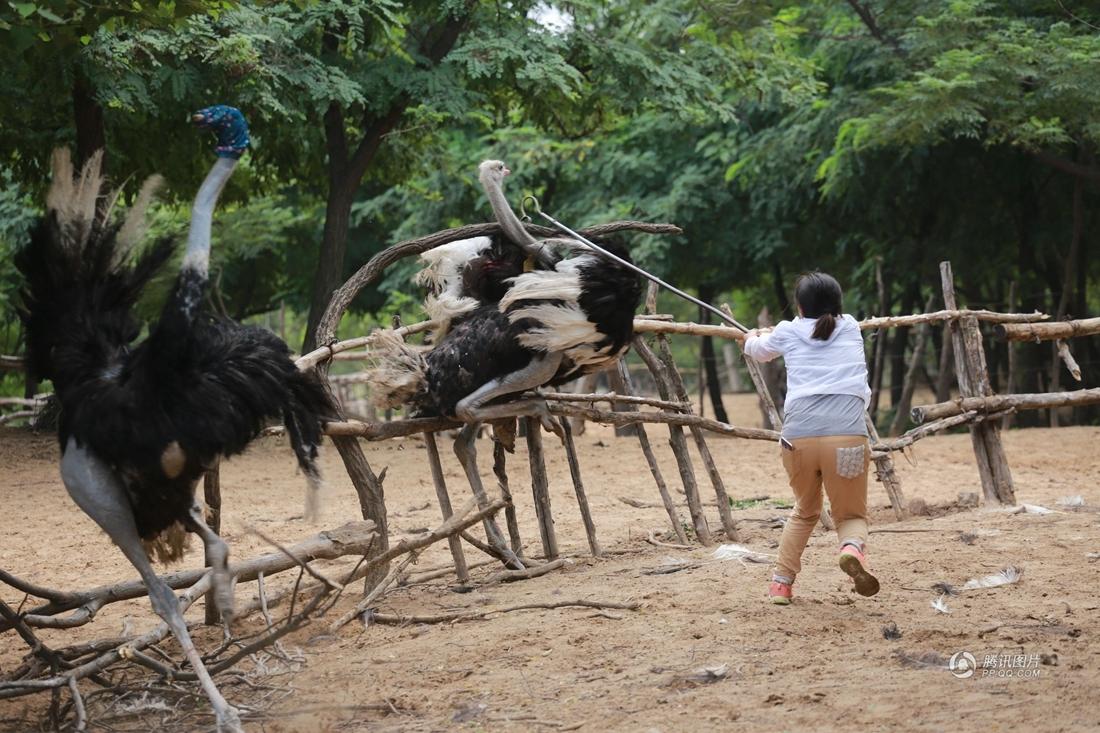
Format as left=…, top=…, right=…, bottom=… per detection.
left=15, top=106, right=335, bottom=732
left=369, top=159, right=641, bottom=564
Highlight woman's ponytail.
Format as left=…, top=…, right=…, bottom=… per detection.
left=794, top=271, right=844, bottom=341
left=811, top=312, right=837, bottom=341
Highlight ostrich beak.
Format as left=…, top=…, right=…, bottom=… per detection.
left=502, top=166, right=511, bottom=176
left=191, top=113, right=205, bottom=124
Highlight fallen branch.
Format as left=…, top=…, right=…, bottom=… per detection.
left=0, top=410, right=35, bottom=425
left=0, top=355, right=24, bottom=372
left=910, top=388, right=1100, bottom=424
left=1057, top=340, right=1082, bottom=382
left=860, top=309, right=1048, bottom=329
left=3, top=521, right=377, bottom=631
left=312, top=403, right=780, bottom=443
left=0, top=574, right=212, bottom=699
left=313, top=220, right=683, bottom=350
left=295, top=320, right=436, bottom=371
left=535, top=391, right=689, bottom=412
left=330, top=552, right=420, bottom=631
left=345, top=498, right=508, bottom=586
left=632, top=309, right=1050, bottom=343
left=995, top=316, right=1100, bottom=342
left=484, top=559, right=567, bottom=584
left=367, top=599, right=642, bottom=626
left=646, top=531, right=694, bottom=550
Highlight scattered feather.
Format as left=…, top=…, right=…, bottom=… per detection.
left=1087, top=553, right=1100, bottom=562
left=664, top=663, right=731, bottom=689
left=931, top=595, right=951, bottom=614
left=1057, top=495, right=1085, bottom=507
left=962, top=566, right=1023, bottom=590
left=1015, top=504, right=1057, bottom=515
left=882, top=622, right=902, bottom=640
left=895, top=650, right=948, bottom=669
left=958, top=532, right=978, bottom=545
left=712, top=543, right=774, bottom=564
left=931, top=581, right=958, bottom=596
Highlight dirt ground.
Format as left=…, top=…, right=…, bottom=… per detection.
left=2, top=393, right=1099, bottom=732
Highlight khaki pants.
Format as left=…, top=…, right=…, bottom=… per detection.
left=776, top=435, right=870, bottom=579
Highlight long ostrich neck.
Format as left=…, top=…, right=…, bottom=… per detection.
left=182, top=157, right=238, bottom=276
left=480, top=172, right=537, bottom=250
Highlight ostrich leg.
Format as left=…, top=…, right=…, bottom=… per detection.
left=452, top=352, right=565, bottom=569
left=454, top=352, right=565, bottom=433
left=453, top=424, right=525, bottom=570
left=60, top=442, right=242, bottom=733
left=186, top=499, right=234, bottom=623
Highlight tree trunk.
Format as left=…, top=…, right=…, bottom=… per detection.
left=304, top=181, right=354, bottom=352
left=698, top=286, right=729, bottom=424
left=301, top=10, right=472, bottom=352
left=1050, top=172, right=1084, bottom=426
left=72, top=70, right=106, bottom=170
left=771, top=260, right=791, bottom=318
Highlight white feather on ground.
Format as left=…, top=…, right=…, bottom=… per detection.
left=962, top=565, right=1023, bottom=590
left=931, top=595, right=951, bottom=614
left=712, top=544, right=775, bottom=564
left=1056, top=495, right=1085, bottom=507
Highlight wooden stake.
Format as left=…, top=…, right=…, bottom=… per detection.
left=616, top=360, right=689, bottom=544
left=558, top=417, right=602, bottom=556
left=525, top=417, right=559, bottom=560
left=1003, top=282, right=1017, bottom=430
left=424, top=432, right=470, bottom=584
left=864, top=414, right=905, bottom=520
left=492, top=427, right=526, bottom=560
left=869, top=258, right=888, bottom=418
left=655, top=335, right=739, bottom=540
left=888, top=295, right=935, bottom=437
left=940, top=261, right=1015, bottom=505
left=632, top=335, right=712, bottom=544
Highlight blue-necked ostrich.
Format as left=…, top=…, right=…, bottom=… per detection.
left=370, top=159, right=641, bottom=562
left=16, top=106, right=334, bottom=732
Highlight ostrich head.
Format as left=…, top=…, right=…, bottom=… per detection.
left=478, top=159, right=510, bottom=185
left=191, top=105, right=250, bottom=159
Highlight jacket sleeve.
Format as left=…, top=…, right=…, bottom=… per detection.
left=743, top=323, right=787, bottom=362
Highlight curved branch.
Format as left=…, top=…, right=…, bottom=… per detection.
left=313, top=220, right=682, bottom=350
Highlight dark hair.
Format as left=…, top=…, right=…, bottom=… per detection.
left=794, top=271, right=843, bottom=340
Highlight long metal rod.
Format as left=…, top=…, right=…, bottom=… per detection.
left=533, top=207, right=750, bottom=333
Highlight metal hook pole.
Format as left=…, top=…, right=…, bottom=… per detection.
left=526, top=199, right=750, bottom=333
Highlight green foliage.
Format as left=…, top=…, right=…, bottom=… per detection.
left=2, top=0, right=1100, bottom=408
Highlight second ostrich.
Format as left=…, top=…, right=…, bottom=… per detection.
left=369, top=159, right=641, bottom=564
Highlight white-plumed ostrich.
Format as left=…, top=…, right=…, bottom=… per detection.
left=15, top=105, right=335, bottom=732
left=369, top=159, right=641, bottom=564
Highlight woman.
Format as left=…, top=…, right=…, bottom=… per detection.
left=743, top=272, right=879, bottom=605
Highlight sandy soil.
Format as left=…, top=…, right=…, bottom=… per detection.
left=2, top=393, right=1099, bottom=732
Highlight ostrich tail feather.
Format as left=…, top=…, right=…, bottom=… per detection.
left=364, top=329, right=428, bottom=409
left=142, top=522, right=191, bottom=565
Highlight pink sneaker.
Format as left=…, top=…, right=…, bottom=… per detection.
left=838, top=545, right=880, bottom=597
left=769, top=580, right=793, bottom=605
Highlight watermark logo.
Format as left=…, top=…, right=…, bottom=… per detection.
left=949, top=651, right=1043, bottom=680
left=949, top=651, right=977, bottom=679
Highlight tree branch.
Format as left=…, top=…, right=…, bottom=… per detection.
left=844, top=0, right=903, bottom=53
left=1032, top=150, right=1100, bottom=182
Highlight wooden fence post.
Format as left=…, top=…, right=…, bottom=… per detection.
left=940, top=261, right=1016, bottom=505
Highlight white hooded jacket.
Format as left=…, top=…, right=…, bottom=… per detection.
left=743, top=314, right=871, bottom=406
